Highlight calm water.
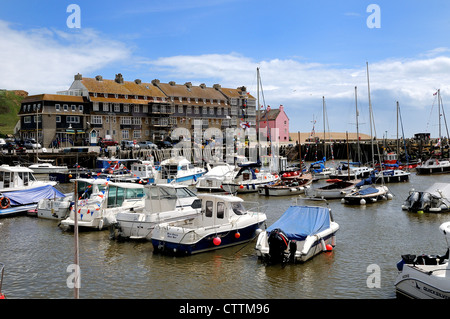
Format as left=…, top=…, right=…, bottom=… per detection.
left=0, top=173, right=449, bottom=299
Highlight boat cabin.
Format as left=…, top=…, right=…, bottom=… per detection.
left=0, top=165, right=37, bottom=189
left=144, top=184, right=200, bottom=213
left=197, top=194, right=247, bottom=227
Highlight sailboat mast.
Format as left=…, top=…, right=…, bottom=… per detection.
left=322, top=96, right=326, bottom=160
left=256, top=67, right=261, bottom=158
left=355, top=86, right=360, bottom=163
left=396, top=101, right=399, bottom=156
left=73, top=180, right=79, bottom=299
left=438, top=88, right=442, bottom=157
left=366, top=62, right=374, bottom=165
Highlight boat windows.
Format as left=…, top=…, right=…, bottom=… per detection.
left=175, top=187, right=196, bottom=198
left=205, top=200, right=213, bottom=217
left=231, top=202, right=246, bottom=215
left=3, top=172, right=10, bottom=188
left=125, top=188, right=145, bottom=199
left=217, top=202, right=225, bottom=219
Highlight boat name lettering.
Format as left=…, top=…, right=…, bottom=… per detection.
left=167, top=232, right=179, bottom=239
left=422, top=286, right=450, bottom=299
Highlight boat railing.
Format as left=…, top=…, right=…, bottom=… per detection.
left=243, top=201, right=270, bottom=216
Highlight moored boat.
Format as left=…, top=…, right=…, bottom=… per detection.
left=258, top=172, right=312, bottom=196
left=113, top=183, right=202, bottom=240
left=416, top=158, right=450, bottom=175
left=401, top=183, right=450, bottom=213
left=151, top=193, right=267, bottom=255
left=341, top=185, right=392, bottom=205
left=394, top=221, right=450, bottom=299
left=221, top=162, right=279, bottom=194
left=255, top=205, right=339, bottom=264
left=304, top=179, right=360, bottom=199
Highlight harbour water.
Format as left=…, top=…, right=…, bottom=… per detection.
left=0, top=172, right=449, bottom=299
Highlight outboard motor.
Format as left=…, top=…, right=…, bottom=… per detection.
left=419, top=192, right=432, bottom=211
left=267, top=228, right=289, bottom=264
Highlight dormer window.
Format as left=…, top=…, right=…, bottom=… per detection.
left=103, top=93, right=108, bottom=98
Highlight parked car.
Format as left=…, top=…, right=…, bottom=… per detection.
left=121, top=140, right=140, bottom=150
left=2, top=141, right=25, bottom=153
left=138, top=141, right=157, bottom=149
left=24, top=139, right=42, bottom=149
left=156, top=140, right=173, bottom=149
left=99, top=138, right=119, bottom=147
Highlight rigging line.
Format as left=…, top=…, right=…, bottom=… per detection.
left=427, top=95, right=437, bottom=132
left=439, top=94, right=450, bottom=143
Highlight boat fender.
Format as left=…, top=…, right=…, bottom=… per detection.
left=360, top=199, right=366, bottom=205
left=0, top=197, right=10, bottom=209
left=387, top=193, right=393, bottom=200
left=99, top=219, right=104, bottom=230
left=320, top=238, right=327, bottom=251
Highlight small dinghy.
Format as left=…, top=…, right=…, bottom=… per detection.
left=255, top=205, right=339, bottom=265
left=394, top=221, right=450, bottom=299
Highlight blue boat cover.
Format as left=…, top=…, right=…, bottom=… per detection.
left=355, top=187, right=379, bottom=195
left=266, top=206, right=331, bottom=241
left=4, top=185, right=65, bottom=206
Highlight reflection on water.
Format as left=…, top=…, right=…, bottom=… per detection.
left=0, top=173, right=449, bottom=299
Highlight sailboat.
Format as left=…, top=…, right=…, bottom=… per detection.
left=342, top=62, right=393, bottom=205
left=416, top=89, right=450, bottom=175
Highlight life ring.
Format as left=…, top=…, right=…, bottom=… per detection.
left=0, top=197, right=10, bottom=209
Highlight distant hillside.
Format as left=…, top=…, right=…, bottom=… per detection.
left=0, top=90, right=27, bottom=136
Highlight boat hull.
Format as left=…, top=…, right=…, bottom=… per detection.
left=258, top=184, right=311, bottom=196
left=395, top=264, right=450, bottom=299
left=416, top=165, right=450, bottom=175
left=152, top=221, right=265, bottom=255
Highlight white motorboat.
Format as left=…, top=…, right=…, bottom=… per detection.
left=221, top=162, right=279, bottom=194
left=255, top=205, right=339, bottom=264
left=29, top=162, right=69, bottom=174
left=151, top=193, right=267, bottom=255
left=416, top=158, right=450, bottom=175
left=155, top=156, right=206, bottom=185
left=394, top=221, right=450, bottom=299
left=341, top=185, right=393, bottom=205
left=374, top=169, right=410, bottom=183
left=195, top=163, right=235, bottom=192
left=113, top=183, right=202, bottom=240
left=129, top=160, right=158, bottom=182
left=0, top=165, right=63, bottom=217
left=309, top=158, right=336, bottom=180
left=60, top=179, right=145, bottom=230
left=401, top=183, right=450, bottom=213
left=305, top=179, right=360, bottom=199
left=328, top=162, right=374, bottom=180
left=36, top=193, right=73, bottom=220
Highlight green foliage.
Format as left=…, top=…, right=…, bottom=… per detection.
left=0, top=90, right=23, bottom=137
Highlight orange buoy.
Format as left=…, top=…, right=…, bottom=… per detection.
left=325, top=244, right=333, bottom=251
left=234, top=232, right=240, bottom=239
left=213, top=237, right=221, bottom=245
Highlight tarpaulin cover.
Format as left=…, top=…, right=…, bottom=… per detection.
left=266, top=206, right=331, bottom=241
left=354, top=187, right=379, bottom=195
left=4, top=185, right=65, bottom=206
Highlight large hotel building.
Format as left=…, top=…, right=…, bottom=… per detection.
left=18, top=73, right=257, bottom=147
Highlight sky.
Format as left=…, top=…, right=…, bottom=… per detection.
left=1, top=0, right=450, bottom=139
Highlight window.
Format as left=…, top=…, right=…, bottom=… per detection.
left=194, top=106, right=199, bottom=114
left=186, top=106, right=192, bottom=114
left=93, top=102, right=99, bottom=111
left=114, top=103, right=120, bottom=112
left=132, top=117, right=142, bottom=125
left=71, top=105, right=76, bottom=111
left=79, top=105, right=83, bottom=112
left=63, top=104, right=68, bottom=112
left=67, top=116, right=80, bottom=123
left=121, top=117, right=132, bottom=125
left=202, top=107, right=207, bottom=115
left=55, top=104, right=61, bottom=112
left=178, top=105, right=183, bottom=113
left=122, top=130, right=129, bottom=139
left=205, top=201, right=213, bottom=217
left=56, top=116, right=61, bottom=123
left=124, top=104, right=129, bottom=112
left=210, top=107, right=214, bottom=115
left=217, top=202, right=225, bottom=219
left=103, top=103, right=109, bottom=112
left=92, top=115, right=102, bottom=124
left=143, top=105, right=148, bottom=113
left=24, top=116, right=31, bottom=123
left=133, top=130, right=141, bottom=139
left=134, top=105, right=139, bottom=113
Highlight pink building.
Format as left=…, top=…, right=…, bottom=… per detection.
left=257, top=105, right=290, bottom=143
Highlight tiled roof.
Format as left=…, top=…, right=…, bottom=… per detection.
left=257, top=109, right=280, bottom=121
left=80, top=77, right=167, bottom=98
left=22, top=94, right=85, bottom=103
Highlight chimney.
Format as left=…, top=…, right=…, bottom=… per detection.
left=213, top=84, right=221, bottom=90
left=279, top=104, right=284, bottom=111
left=169, top=81, right=176, bottom=86
left=115, top=73, right=124, bottom=84
left=199, top=83, right=206, bottom=89
left=95, top=75, right=103, bottom=81
left=185, top=82, right=192, bottom=88
left=135, top=79, right=141, bottom=84
left=74, top=73, right=82, bottom=81
left=151, top=79, right=160, bottom=86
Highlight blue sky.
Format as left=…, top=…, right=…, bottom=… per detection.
left=1, top=0, right=450, bottom=139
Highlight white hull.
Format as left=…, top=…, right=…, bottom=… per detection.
left=395, top=264, right=450, bottom=299
left=258, top=184, right=311, bottom=196
left=37, top=194, right=73, bottom=220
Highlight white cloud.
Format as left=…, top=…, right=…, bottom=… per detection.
left=0, top=20, right=131, bottom=94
